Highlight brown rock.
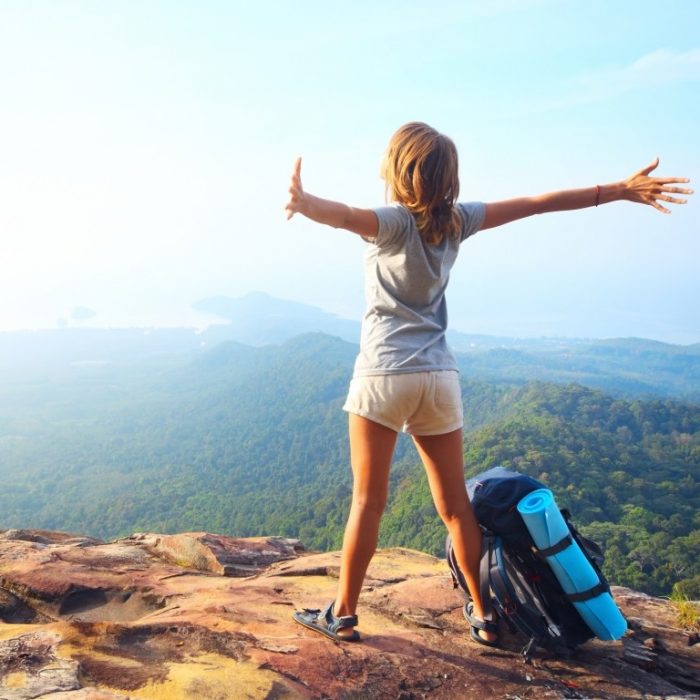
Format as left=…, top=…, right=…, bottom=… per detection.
left=0, top=529, right=698, bottom=699
left=147, top=532, right=304, bottom=576
left=0, top=529, right=103, bottom=547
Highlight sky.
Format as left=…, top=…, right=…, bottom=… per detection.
left=0, top=0, right=698, bottom=343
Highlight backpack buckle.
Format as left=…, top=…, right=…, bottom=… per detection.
left=521, top=637, right=536, bottom=663
left=502, top=597, right=517, bottom=616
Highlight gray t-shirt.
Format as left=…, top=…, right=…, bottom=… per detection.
left=353, top=201, right=485, bottom=377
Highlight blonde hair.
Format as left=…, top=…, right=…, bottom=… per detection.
left=381, top=122, right=461, bottom=245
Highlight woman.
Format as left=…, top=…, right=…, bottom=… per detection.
left=284, top=122, right=691, bottom=645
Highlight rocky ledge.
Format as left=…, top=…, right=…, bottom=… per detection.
left=0, top=528, right=698, bottom=699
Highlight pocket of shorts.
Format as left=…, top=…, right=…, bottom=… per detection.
left=434, top=372, right=461, bottom=409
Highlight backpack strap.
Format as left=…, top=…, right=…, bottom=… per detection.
left=446, top=534, right=468, bottom=591
left=562, top=509, right=606, bottom=568
left=445, top=531, right=496, bottom=624
left=479, top=533, right=495, bottom=620
left=576, top=533, right=605, bottom=568
left=534, top=533, right=573, bottom=558
left=564, top=581, right=609, bottom=603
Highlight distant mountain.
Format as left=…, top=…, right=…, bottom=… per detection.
left=452, top=334, right=700, bottom=401
left=0, top=293, right=361, bottom=379
left=193, top=291, right=360, bottom=345
left=1, top=292, right=699, bottom=399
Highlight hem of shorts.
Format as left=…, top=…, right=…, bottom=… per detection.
left=406, top=420, right=464, bottom=437
left=352, top=365, right=459, bottom=378
left=343, top=407, right=462, bottom=436
left=342, top=407, right=403, bottom=433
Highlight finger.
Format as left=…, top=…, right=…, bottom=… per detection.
left=661, top=186, right=693, bottom=194
left=654, top=177, right=691, bottom=186
left=294, top=156, right=302, bottom=179
left=638, top=157, right=660, bottom=177
left=658, top=195, right=688, bottom=204
left=650, top=200, right=671, bottom=214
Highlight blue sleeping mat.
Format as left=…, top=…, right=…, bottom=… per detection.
left=517, top=488, right=627, bottom=641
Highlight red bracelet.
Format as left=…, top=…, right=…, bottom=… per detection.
left=595, top=184, right=601, bottom=207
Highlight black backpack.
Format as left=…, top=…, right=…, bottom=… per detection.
left=446, top=467, right=609, bottom=661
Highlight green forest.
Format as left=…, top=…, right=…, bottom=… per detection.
left=0, top=333, right=698, bottom=597
left=380, top=382, right=700, bottom=597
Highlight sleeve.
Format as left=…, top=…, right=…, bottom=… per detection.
left=365, top=204, right=410, bottom=246
left=456, top=202, right=486, bottom=243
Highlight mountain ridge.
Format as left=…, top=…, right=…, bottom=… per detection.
left=3, top=291, right=699, bottom=401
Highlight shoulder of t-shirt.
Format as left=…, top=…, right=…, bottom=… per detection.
left=455, top=201, right=486, bottom=242
left=366, top=203, right=412, bottom=246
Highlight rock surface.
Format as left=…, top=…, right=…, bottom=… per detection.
left=0, top=528, right=697, bottom=699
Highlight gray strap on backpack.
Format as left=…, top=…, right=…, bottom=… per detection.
left=479, top=533, right=494, bottom=620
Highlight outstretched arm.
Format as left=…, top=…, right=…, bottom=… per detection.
left=284, top=157, right=378, bottom=238
left=481, top=158, right=692, bottom=231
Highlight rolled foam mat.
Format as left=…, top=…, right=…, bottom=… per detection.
left=517, top=488, right=627, bottom=640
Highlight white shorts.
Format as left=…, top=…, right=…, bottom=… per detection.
left=342, top=370, right=463, bottom=436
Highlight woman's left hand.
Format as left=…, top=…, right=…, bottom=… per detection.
left=622, top=158, right=693, bottom=214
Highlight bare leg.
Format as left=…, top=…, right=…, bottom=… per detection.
left=333, top=413, right=397, bottom=637
left=412, top=428, right=496, bottom=643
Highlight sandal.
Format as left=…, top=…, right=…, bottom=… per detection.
left=464, top=602, right=500, bottom=648
left=293, top=601, right=361, bottom=642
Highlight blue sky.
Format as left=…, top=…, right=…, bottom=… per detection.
left=1, top=0, right=698, bottom=342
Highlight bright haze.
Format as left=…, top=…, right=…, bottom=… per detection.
left=1, top=1, right=698, bottom=343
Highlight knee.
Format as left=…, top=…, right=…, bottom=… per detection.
left=351, top=493, right=387, bottom=518
left=434, top=499, right=469, bottom=526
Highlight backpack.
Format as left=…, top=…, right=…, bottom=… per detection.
left=446, top=466, right=610, bottom=661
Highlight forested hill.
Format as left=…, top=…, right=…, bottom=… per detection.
left=453, top=335, right=700, bottom=401
left=0, top=333, right=698, bottom=596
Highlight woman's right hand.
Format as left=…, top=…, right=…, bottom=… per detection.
left=285, top=157, right=307, bottom=220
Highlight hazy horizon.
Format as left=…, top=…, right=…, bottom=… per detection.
left=1, top=2, right=698, bottom=345
left=1, top=289, right=698, bottom=347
